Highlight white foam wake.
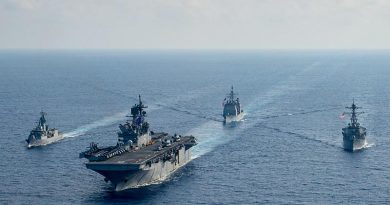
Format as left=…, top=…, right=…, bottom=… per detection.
left=63, top=111, right=128, bottom=138
left=61, top=84, right=217, bottom=140
left=62, top=104, right=164, bottom=139
left=364, top=141, right=376, bottom=149
left=188, top=120, right=227, bottom=159
left=189, top=79, right=297, bottom=158
left=189, top=63, right=326, bottom=158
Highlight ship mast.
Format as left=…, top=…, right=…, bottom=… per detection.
left=130, top=95, right=148, bottom=127
left=39, top=111, right=46, bottom=125
left=227, top=86, right=236, bottom=102
left=129, top=95, right=147, bottom=116
left=137, top=94, right=147, bottom=111
left=345, top=99, right=363, bottom=127
left=36, top=111, right=47, bottom=130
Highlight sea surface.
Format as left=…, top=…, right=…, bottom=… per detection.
left=1, top=50, right=390, bottom=204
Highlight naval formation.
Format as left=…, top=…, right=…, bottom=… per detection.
left=25, top=86, right=369, bottom=191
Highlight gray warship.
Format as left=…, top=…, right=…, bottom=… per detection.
left=79, top=95, right=197, bottom=191
left=223, top=86, right=243, bottom=123
left=342, top=100, right=367, bottom=152
left=26, top=112, right=63, bottom=148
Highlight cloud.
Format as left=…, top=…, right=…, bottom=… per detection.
left=0, top=0, right=390, bottom=49
left=1, top=0, right=43, bottom=10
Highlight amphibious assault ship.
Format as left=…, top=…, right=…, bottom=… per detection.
left=26, top=112, right=63, bottom=148
left=222, top=86, right=243, bottom=123
left=342, top=100, right=367, bottom=152
left=79, top=95, right=197, bottom=191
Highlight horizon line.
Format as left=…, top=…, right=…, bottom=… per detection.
left=1, top=48, right=390, bottom=52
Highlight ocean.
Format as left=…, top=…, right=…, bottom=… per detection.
left=1, top=50, right=390, bottom=204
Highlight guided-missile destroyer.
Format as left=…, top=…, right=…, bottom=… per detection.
left=222, top=86, right=243, bottom=123
left=26, top=112, right=63, bottom=148
left=79, top=95, right=197, bottom=191
left=342, top=100, right=367, bottom=152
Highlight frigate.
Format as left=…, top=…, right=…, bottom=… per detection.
left=79, top=95, right=197, bottom=191
left=222, top=86, right=243, bottom=123
left=26, top=112, right=63, bottom=148
left=342, top=100, right=367, bottom=152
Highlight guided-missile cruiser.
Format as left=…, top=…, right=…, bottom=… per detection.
left=222, top=86, right=243, bottom=123
left=26, top=112, right=63, bottom=148
left=342, top=100, right=367, bottom=152
left=79, top=95, right=197, bottom=191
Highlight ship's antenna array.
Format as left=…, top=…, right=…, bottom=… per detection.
left=345, top=99, right=364, bottom=126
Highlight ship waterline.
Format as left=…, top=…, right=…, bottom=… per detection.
left=342, top=137, right=367, bottom=152
left=80, top=95, right=197, bottom=191
left=341, top=100, right=367, bottom=152
left=223, top=86, right=243, bottom=123
left=26, top=112, right=63, bottom=148
left=27, top=134, right=64, bottom=148
left=224, top=113, right=244, bottom=123
left=88, top=146, right=192, bottom=191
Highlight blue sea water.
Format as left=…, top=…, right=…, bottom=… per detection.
left=1, top=50, right=390, bottom=204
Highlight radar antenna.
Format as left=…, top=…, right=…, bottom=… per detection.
left=226, top=85, right=238, bottom=102
left=345, top=99, right=364, bottom=127
left=39, top=111, right=47, bottom=126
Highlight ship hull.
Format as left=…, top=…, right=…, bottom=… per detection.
left=343, top=137, right=366, bottom=152
left=87, top=146, right=192, bottom=191
left=27, top=134, right=64, bottom=148
left=224, top=112, right=244, bottom=123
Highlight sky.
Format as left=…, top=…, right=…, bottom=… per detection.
left=1, top=0, right=390, bottom=49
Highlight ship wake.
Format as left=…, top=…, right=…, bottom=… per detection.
left=188, top=106, right=341, bottom=159
left=359, top=141, right=375, bottom=151
left=61, top=83, right=220, bottom=139
left=256, top=124, right=342, bottom=149
left=187, top=64, right=336, bottom=158
left=188, top=120, right=231, bottom=159
left=63, top=111, right=128, bottom=138
left=154, top=103, right=224, bottom=122
left=364, top=142, right=375, bottom=148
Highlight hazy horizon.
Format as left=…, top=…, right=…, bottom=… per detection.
left=1, top=0, right=390, bottom=50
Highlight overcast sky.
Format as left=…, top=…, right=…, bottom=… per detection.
left=1, top=0, right=390, bottom=49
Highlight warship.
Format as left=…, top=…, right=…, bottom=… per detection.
left=342, top=100, right=367, bottom=151
left=26, top=112, right=63, bottom=148
left=79, top=95, right=197, bottom=191
left=222, top=86, right=243, bottom=123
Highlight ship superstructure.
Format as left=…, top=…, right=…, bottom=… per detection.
left=79, top=95, right=197, bottom=191
left=26, top=112, right=63, bottom=148
left=223, top=86, right=243, bottom=123
left=342, top=100, right=367, bottom=151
